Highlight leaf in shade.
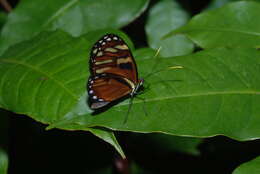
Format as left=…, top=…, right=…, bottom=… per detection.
left=205, top=0, right=253, bottom=11
left=145, top=134, right=202, bottom=155
left=233, top=156, right=260, bottom=174
left=167, top=1, right=260, bottom=48
left=0, top=0, right=149, bottom=55
left=0, top=148, right=8, bottom=174
left=0, top=12, right=6, bottom=29
left=145, top=0, right=194, bottom=57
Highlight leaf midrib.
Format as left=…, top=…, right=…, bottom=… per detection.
left=120, top=90, right=260, bottom=106
left=0, top=58, right=78, bottom=100
left=42, top=0, right=79, bottom=28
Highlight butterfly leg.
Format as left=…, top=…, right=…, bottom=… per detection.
left=135, top=96, right=148, bottom=117
left=123, top=97, right=134, bottom=124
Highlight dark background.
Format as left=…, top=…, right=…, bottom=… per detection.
left=2, top=0, right=260, bottom=173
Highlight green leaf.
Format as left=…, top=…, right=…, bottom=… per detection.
left=48, top=46, right=260, bottom=141
left=168, top=1, right=260, bottom=48
left=0, top=29, right=126, bottom=158
left=144, top=134, right=202, bottom=155
left=0, top=12, right=6, bottom=30
left=205, top=0, right=255, bottom=10
left=233, top=156, right=260, bottom=174
left=0, top=0, right=149, bottom=55
left=145, top=0, right=193, bottom=57
left=133, top=47, right=157, bottom=60
left=58, top=124, right=126, bottom=159
left=0, top=149, right=8, bottom=174
left=2, top=29, right=260, bottom=147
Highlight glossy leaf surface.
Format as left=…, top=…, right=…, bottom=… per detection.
left=145, top=0, right=193, bottom=57
left=0, top=0, right=149, bottom=54
left=1, top=30, right=260, bottom=150
left=169, top=1, right=260, bottom=48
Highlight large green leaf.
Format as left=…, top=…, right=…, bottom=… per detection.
left=0, top=30, right=128, bottom=158
left=47, top=45, right=260, bottom=141
left=0, top=0, right=149, bottom=55
left=168, top=1, right=260, bottom=48
left=1, top=29, right=260, bottom=147
left=0, top=148, right=8, bottom=174
left=145, top=0, right=193, bottom=57
left=233, top=156, right=260, bottom=174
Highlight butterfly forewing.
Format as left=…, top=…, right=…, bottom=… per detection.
left=90, top=34, right=138, bottom=83
left=87, top=34, right=141, bottom=109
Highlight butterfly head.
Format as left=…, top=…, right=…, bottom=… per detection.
left=131, top=78, right=144, bottom=96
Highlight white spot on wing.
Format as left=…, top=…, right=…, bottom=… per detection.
left=113, top=36, right=118, bottom=40
left=93, top=96, right=97, bottom=99
left=89, top=90, right=93, bottom=94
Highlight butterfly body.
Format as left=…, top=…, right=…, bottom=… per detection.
left=87, top=34, right=143, bottom=110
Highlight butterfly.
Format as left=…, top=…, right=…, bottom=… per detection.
left=87, top=34, right=144, bottom=111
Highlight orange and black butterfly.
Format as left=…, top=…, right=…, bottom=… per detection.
left=87, top=34, right=144, bottom=111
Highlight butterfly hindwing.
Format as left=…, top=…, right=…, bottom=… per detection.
left=87, top=74, right=133, bottom=109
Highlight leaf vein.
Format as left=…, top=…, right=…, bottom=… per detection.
left=0, top=58, right=78, bottom=100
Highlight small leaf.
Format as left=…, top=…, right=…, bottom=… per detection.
left=0, top=0, right=149, bottom=54
left=145, top=0, right=193, bottom=57
left=205, top=0, right=253, bottom=10
left=145, top=134, right=202, bottom=155
left=233, top=156, right=260, bottom=174
left=168, top=1, right=260, bottom=48
left=0, top=148, right=8, bottom=174
left=55, top=124, right=126, bottom=159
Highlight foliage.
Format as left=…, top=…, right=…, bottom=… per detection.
left=1, top=0, right=260, bottom=173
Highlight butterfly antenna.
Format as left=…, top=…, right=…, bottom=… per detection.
left=148, top=46, right=162, bottom=74
left=145, top=65, right=183, bottom=80
left=123, top=96, right=134, bottom=124
left=144, top=46, right=183, bottom=79
left=154, top=46, right=162, bottom=58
